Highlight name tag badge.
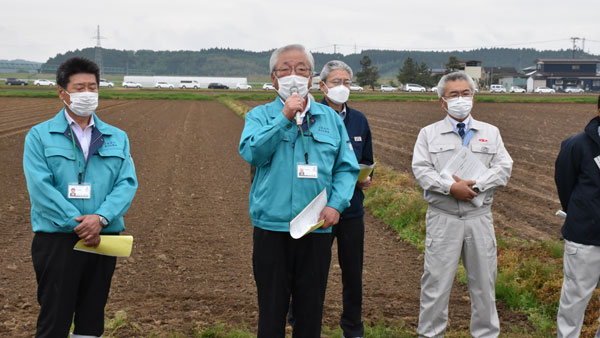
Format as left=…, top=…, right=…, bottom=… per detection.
left=68, top=183, right=91, bottom=199
left=354, top=136, right=362, bottom=142
left=297, top=163, right=318, bottom=179
left=595, top=155, right=600, bottom=170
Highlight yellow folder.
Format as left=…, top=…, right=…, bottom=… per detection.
left=73, top=235, right=133, bottom=257
left=357, top=163, right=376, bottom=182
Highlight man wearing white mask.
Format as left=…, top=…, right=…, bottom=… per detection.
left=412, top=72, right=512, bottom=338
left=319, top=60, right=373, bottom=338
left=239, top=44, right=359, bottom=337
left=23, top=56, right=138, bottom=338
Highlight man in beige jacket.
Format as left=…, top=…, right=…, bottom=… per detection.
left=412, top=72, right=513, bottom=338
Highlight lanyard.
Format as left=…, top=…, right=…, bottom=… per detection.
left=298, top=113, right=312, bottom=164
left=462, top=129, right=474, bottom=147
left=68, top=124, right=86, bottom=184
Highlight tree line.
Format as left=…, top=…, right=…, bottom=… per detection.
left=40, top=46, right=596, bottom=79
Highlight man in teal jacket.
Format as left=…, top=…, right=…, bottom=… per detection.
left=239, top=44, right=360, bottom=338
left=23, top=57, right=137, bottom=338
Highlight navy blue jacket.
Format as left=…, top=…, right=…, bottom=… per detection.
left=321, top=98, right=373, bottom=219
left=555, top=116, right=600, bottom=245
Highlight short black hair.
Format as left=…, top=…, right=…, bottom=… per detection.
left=56, top=57, right=99, bottom=89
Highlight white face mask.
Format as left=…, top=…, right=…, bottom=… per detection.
left=324, top=84, right=350, bottom=105
left=275, top=75, right=309, bottom=100
left=443, top=96, right=473, bottom=120
left=63, top=90, right=98, bottom=117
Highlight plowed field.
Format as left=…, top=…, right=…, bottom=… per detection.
left=1, top=97, right=573, bottom=337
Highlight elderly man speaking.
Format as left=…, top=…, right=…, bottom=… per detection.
left=239, top=44, right=359, bottom=337
left=412, top=72, right=512, bottom=338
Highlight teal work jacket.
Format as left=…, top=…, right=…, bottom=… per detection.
left=239, top=98, right=360, bottom=232
left=23, top=109, right=138, bottom=233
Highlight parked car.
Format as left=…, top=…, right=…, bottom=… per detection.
left=490, top=84, right=506, bottom=93
left=262, top=83, right=276, bottom=90
left=208, top=83, right=229, bottom=89
left=509, top=86, right=526, bottom=93
left=99, top=78, right=114, bottom=88
left=349, top=84, right=363, bottom=91
left=155, top=81, right=174, bottom=89
left=534, top=87, right=555, bottom=94
left=564, top=86, right=584, bottom=93
left=34, top=79, right=56, bottom=86
left=431, top=86, right=438, bottom=93
left=179, top=80, right=199, bottom=89
left=380, top=85, right=397, bottom=92
left=236, top=83, right=252, bottom=90
left=122, top=81, right=142, bottom=88
left=404, top=83, right=426, bottom=92
left=5, top=78, right=28, bottom=86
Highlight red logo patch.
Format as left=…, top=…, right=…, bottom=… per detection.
left=478, top=139, right=488, bottom=142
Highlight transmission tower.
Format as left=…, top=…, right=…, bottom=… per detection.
left=570, top=37, right=580, bottom=58
left=93, top=26, right=106, bottom=74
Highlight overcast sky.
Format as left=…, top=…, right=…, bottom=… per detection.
left=2, top=0, right=599, bottom=63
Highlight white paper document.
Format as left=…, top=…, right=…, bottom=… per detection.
left=290, top=188, right=328, bottom=239
left=440, top=147, right=488, bottom=207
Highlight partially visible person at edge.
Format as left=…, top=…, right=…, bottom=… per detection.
left=555, top=95, right=600, bottom=338
left=23, top=56, right=138, bottom=338
left=412, top=72, right=513, bottom=338
left=319, top=60, right=373, bottom=338
left=238, top=44, right=360, bottom=338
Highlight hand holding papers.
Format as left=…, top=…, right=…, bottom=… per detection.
left=290, top=188, right=327, bottom=239
left=74, top=235, right=134, bottom=257
left=441, top=147, right=487, bottom=207
left=357, top=163, right=376, bottom=182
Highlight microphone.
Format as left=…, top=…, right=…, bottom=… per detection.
left=290, top=86, right=302, bottom=126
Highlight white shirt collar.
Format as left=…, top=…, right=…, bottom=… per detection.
left=64, top=109, right=95, bottom=130
left=446, top=114, right=471, bottom=133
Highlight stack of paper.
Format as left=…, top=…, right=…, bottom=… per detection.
left=290, top=188, right=327, bottom=239
left=440, top=147, right=487, bottom=207
left=73, top=235, right=134, bottom=257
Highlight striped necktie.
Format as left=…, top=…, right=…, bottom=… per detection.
left=457, top=122, right=465, bottom=138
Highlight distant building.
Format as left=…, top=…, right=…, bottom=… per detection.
left=526, top=59, right=600, bottom=92
left=458, top=60, right=483, bottom=84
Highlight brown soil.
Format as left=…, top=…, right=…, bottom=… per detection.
left=0, top=97, right=549, bottom=337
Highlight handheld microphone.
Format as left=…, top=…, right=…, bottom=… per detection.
left=290, top=86, right=302, bottom=126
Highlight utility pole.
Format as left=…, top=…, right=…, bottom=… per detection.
left=334, top=44, right=337, bottom=54
left=354, top=43, right=357, bottom=54
left=582, top=38, right=586, bottom=55
left=570, top=37, right=580, bottom=58
left=93, top=25, right=106, bottom=75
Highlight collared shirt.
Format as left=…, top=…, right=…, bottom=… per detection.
left=279, top=97, right=312, bottom=120
left=64, top=110, right=95, bottom=160
left=338, top=104, right=348, bottom=120
left=447, top=114, right=472, bottom=136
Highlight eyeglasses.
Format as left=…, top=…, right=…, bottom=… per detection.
left=444, top=89, right=473, bottom=99
left=328, top=78, right=352, bottom=86
left=274, top=65, right=311, bottom=77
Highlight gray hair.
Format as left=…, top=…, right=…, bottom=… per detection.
left=320, top=60, right=353, bottom=82
left=436, top=72, right=476, bottom=98
left=269, top=44, right=315, bottom=74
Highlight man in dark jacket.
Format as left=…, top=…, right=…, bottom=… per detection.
left=555, top=95, right=600, bottom=338
left=319, top=60, right=374, bottom=338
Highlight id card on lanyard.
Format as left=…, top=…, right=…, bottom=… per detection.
left=296, top=112, right=318, bottom=179
left=67, top=124, right=92, bottom=199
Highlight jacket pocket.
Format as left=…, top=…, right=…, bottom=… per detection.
left=471, top=143, right=497, bottom=167
left=310, top=132, right=339, bottom=172
left=428, top=143, right=455, bottom=170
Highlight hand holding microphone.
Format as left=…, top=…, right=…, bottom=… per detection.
left=282, top=86, right=304, bottom=123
